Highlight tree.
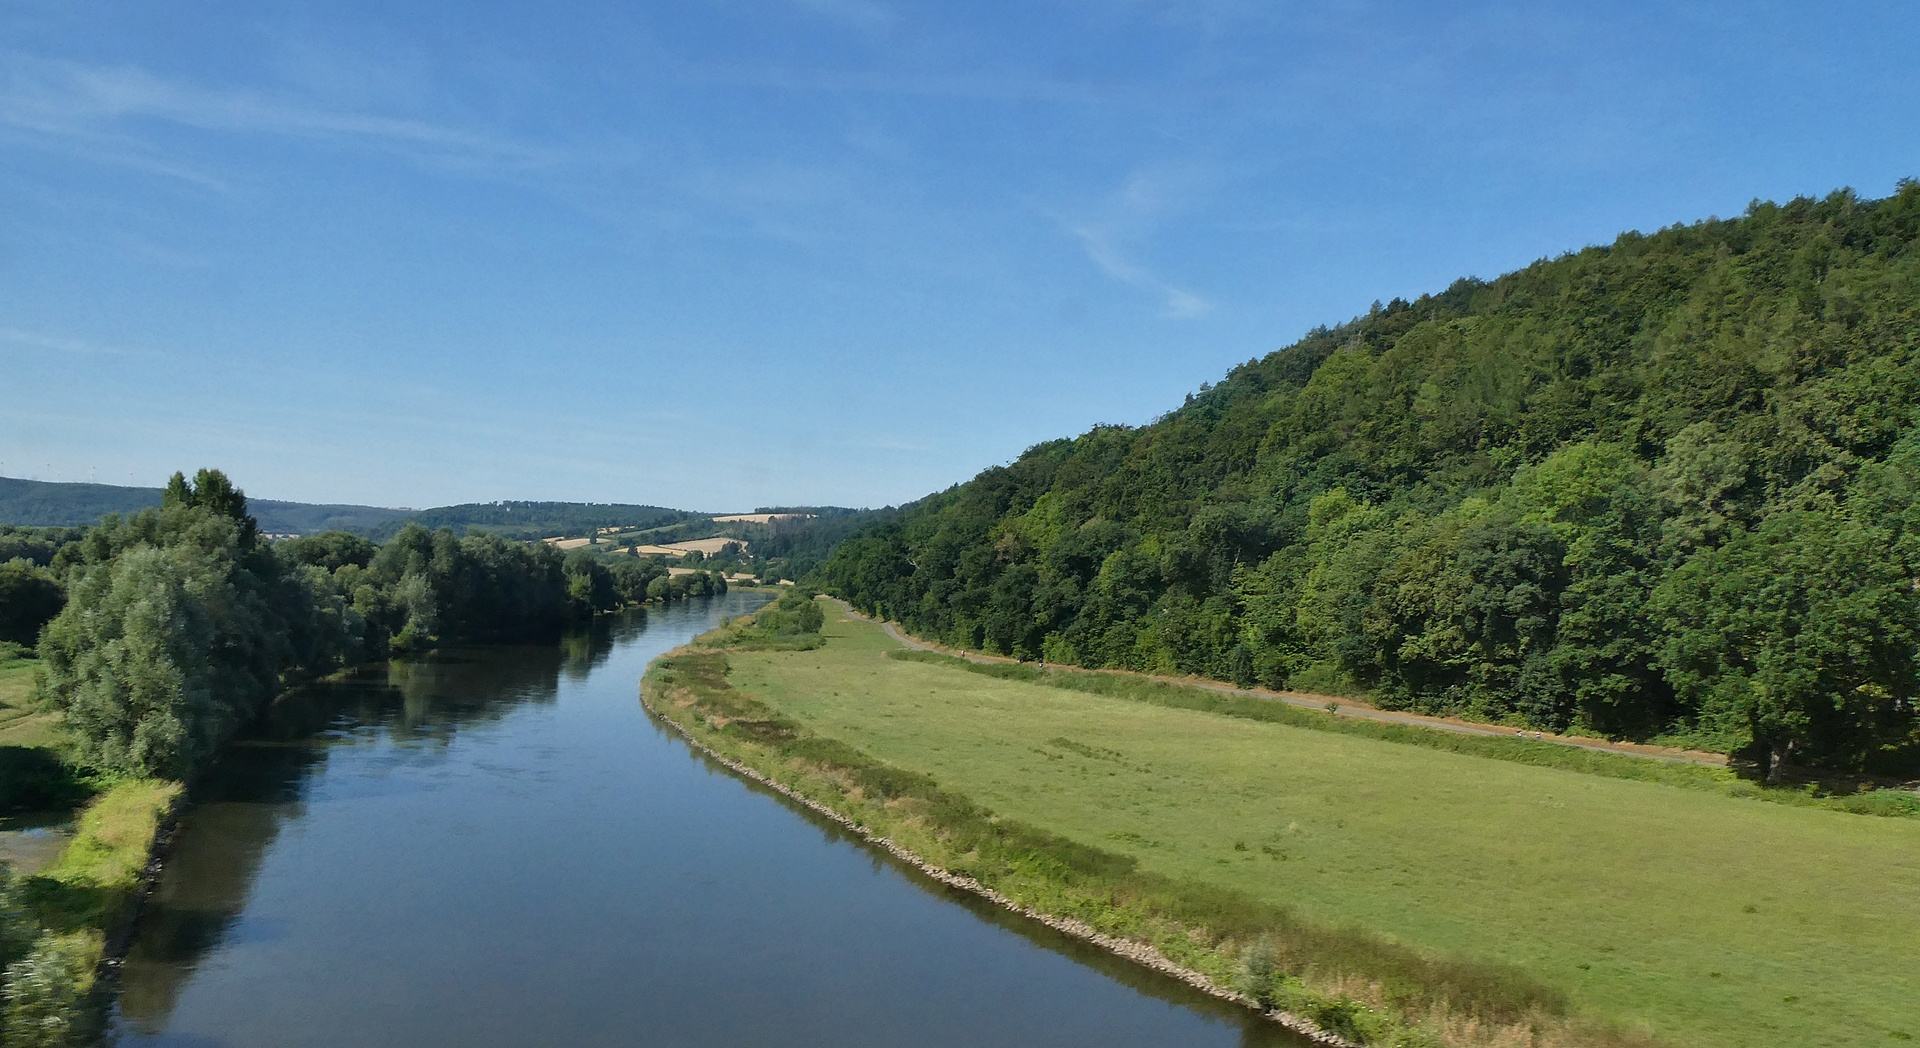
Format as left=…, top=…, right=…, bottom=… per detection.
left=162, top=468, right=258, bottom=549
left=0, top=561, right=63, bottom=650
left=1653, top=511, right=1920, bottom=780
left=37, top=507, right=286, bottom=778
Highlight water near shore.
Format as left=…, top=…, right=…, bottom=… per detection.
left=112, top=593, right=1306, bottom=1047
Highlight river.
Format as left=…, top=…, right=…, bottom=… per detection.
left=112, top=592, right=1306, bottom=1047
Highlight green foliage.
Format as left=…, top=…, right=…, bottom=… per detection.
left=824, top=183, right=1920, bottom=773
left=35, top=505, right=298, bottom=778
left=0, top=527, right=84, bottom=571
left=29, top=466, right=743, bottom=778
left=766, top=590, right=825, bottom=632
left=0, top=477, right=410, bottom=535
left=0, top=749, right=89, bottom=813
left=276, top=531, right=377, bottom=573
left=1, top=931, right=98, bottom=1048
left=0, top=561, right=63, bottom=650
left=161, top=468, right=258, bottom=549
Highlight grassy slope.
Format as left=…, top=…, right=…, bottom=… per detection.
left=722, top=602, right=1920, bottom=1048
left=0, top=660, right=62, bottom=748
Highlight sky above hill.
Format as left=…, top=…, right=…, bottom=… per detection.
left=4, top=1, right=1917, bottom=511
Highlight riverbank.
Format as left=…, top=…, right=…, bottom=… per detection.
left=638, top=667, right=1354, bottom=1047
left=658, top=598, right=1920, bottom=1048
left=642, top=612, right=1638, bottom=1048
left=3, top=778, right=182, bottom=1042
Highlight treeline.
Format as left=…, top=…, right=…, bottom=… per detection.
left=11, top=470, right=725, bottom=781
left=376, top=500, right=698, bottom=542
left=824, top=183, right=1920, bottom=780
left=752, top=507, right=888, bottom=583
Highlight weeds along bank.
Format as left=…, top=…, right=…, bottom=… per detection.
left=644, top=598, right=1920, bottom=1048
left=0, top=779, right=179, bottom=1047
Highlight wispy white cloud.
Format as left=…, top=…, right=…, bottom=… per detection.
left=1065, top=223, right=1212, bottom=317
left=0, top=54, right=560, bottom=176
left=0, top=327, right=146, bottom=358
left=1045, top=166, right=1216, bottom=319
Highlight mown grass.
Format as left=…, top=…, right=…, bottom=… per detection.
left=888, top=650, right=1920, bottom=819
left=0, top=659, right=89, bottom=810
left=693, top=600, right=1920, bottom=1048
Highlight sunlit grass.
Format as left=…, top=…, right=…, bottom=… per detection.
left=715, top=601, right=1920, bottom=1048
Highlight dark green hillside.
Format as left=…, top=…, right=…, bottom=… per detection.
left=824, top=183, right=1920, bottom=778
left=0, top=477, right=411, bottom=535
left=0, top=478, right=162, bottom=526
left=0, top=480, right=704, bottom=542
left=375, top=501, right=701, bottom=542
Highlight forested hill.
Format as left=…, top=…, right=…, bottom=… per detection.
left=823, top=183, right=1920, bottom=779
left=371, top=501, right=700, bottom=541
left=0, top=477, right=411, bottom=535
left=0, top=480, right=698, bottom=541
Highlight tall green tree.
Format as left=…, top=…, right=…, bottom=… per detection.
left=1653, top=511, right=1920, bottom=780
left=0, top=561, right=64, bottom=650
left=37, top=505, right=289, bottom=778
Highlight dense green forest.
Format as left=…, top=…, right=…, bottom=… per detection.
left=10, top=470, right=729, bottom=780
left=746, top=508, right=889, bottom=583
left=824, top=184, right=1920, bottom=780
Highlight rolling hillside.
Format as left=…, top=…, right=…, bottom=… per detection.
left=823, top=183, right=1920, bottom=777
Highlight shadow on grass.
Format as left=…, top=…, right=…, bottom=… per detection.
left=0, top=746, right=93, bottom=813
left=18, top=875, right=134, bottom=936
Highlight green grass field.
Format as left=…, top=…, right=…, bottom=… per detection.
left=720, top=602, right=1920, bottom=1048
left=0, top=659, right=63, bottom=749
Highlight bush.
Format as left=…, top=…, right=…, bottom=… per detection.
left=2, top=932, right=100, bottom=1048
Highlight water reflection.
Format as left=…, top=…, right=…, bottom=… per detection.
left=114, top=596, right=1309, bottom=1048
left=118, top=613, right=631, bottom=1031
left=680, top=746, right=1309, bottom=1048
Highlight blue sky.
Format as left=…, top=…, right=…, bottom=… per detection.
left=4, top=1, right=1917, bottom=511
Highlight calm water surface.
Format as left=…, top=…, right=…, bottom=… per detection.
left=113, top=593, right=1305, bottom=1047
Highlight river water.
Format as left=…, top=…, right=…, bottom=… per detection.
left=112, top=593, right=1304, bottom=1047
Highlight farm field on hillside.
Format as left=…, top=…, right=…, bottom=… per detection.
left=724, top=603, right=1920, bottom=1048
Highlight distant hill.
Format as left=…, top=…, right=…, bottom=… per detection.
left=381, top=501, right=705, bottom=542
left=0, top=480, right=712, bottom=542
left=0, top=477, right=411, bottom=535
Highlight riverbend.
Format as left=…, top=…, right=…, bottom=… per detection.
left=112, top=593, right=1306, bottom=1047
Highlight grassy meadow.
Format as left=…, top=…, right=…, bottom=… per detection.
left=0, top=657, right=63, bottom=749
left=711, top=601, right=1920, bottom=1048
